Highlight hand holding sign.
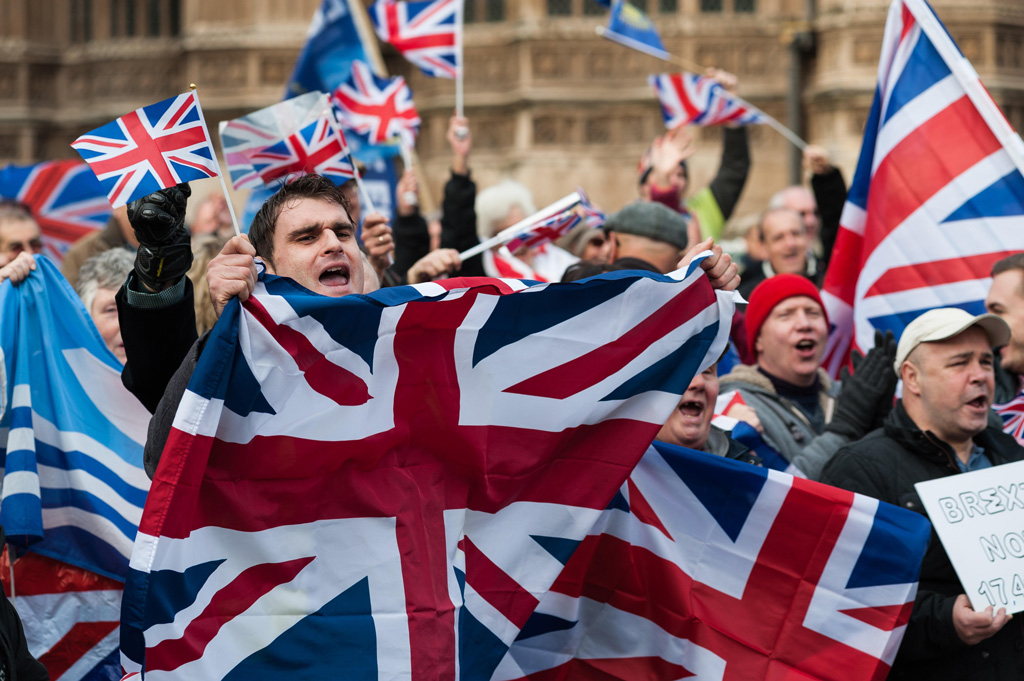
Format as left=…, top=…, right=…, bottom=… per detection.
left=917, top=460, right=1024, bottom=615
left=952, top=595, right=1012, bottom=645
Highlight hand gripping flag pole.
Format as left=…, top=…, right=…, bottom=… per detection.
left=191, top=84, right=243, bottom=237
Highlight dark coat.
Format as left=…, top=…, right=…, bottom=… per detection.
left=116, top=276, right=198, bottom=414
left=0, top=593, right=48, bottom=681
left=821, top=402, right=1024, bottom=681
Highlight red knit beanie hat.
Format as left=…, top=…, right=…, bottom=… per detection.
left=745, top=274, right=829, bottom=354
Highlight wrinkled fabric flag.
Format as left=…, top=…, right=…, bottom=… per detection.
left=121, top=266, right=733, bottom=679
left=819, top=0, right=1024, bottom=376
left=501, top=441, right=931, bottom=681
left=0, top=257, right=150, bottom=581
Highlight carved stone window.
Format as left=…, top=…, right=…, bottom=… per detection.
left=583, top=0, right=606, bottom=15
left=659, top=0, right=679, bottom=12
left=734, top=0, right=755, bottom=13
left=486, top=0, right=504, bottom=21
left=547, top=0, right=573, bottom=16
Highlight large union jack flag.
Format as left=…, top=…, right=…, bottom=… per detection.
left=0, top=160, right=111, bottom=264
left=371, top=0, right=462, bottom=79
left=120, top=265, right=734, bottom=679
left=820, top=0, right=1024, bottom=375
left=332, top=59, right=421, bottom=148
left=649, top=73, right=767, bottom=129
left=3, top=552, right=124, bottom=681
left=70, top=91, right=219, bottom=209
left=499, top=442, right=931, bottom=681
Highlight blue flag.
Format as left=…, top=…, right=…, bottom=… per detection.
left=286, top=0, right=371, bottom=99
left=601, top=0, right=670, bottom=60
left=0, top=257, right=150, bottom=581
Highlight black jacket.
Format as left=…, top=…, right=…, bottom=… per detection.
left=116, top=277, right=199, bottom=414
left=821, top=402, right=1024, bottom=681
left=440, top=171, right=481, bottom=277
left=0, top=593, right=48, bottom=681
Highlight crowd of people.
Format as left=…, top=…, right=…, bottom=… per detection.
left=1, top=67, right=1023, bottom=679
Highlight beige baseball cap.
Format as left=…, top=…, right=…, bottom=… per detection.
left=893, top=308, right=1010, bottom=373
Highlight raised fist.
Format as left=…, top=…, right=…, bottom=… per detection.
left=126, top=183, right=193, bottom=291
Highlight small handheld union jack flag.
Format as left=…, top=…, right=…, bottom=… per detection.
left=332, top=59, right=421, bottom=148
left=220, top=92, right=355, bottom=191
left=71, top=91, right=219, bottom=208
left=371, top=0, right=462, bottom=79
left=246, top=116, right=355, bottom=187
left=505, top=208, right=583, bottom=254
left=649, top=72, right=767, bottom=129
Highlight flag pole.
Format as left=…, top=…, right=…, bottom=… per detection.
left=751, top=111, right=809, bottom=151
left=455, top=0, right=465, bottom=119
left=459, top=192, right=582, bottom=261
left=191, top=84, right=242, bottom=237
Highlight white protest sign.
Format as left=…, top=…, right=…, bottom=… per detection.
left=916, top=460, right=1024, bottom=614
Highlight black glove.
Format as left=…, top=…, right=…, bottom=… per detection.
left=127, top=183, right=192, bottom=291
left=827, top=329, right=898, bottom=440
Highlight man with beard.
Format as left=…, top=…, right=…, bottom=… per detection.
left=821, top=308, right=1024, bottom=680
left=720, top=274, right=897, bottom=479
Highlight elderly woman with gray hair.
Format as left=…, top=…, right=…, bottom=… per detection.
left=75, top=248, right=134, bottom=363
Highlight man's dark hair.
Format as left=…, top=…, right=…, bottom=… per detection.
left=991, top=253, right=1024, bottom=291
left=248, top=174, right=353, bottom=267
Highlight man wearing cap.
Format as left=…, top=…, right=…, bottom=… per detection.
left=720, top=274, right=898, bottom=479
left=821, top=308, right=1024, bottom=680
left=604, top=201, right=691, bottom=274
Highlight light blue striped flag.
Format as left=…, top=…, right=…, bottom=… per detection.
left=0, top=256, right=150, bottom=581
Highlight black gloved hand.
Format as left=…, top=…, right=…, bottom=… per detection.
left=127, top=183, right=192, bottom=291
left=827, top=329, right=898, bottom=440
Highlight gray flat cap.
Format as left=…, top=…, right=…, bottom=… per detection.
left=604, top=201, right=690, bottom=251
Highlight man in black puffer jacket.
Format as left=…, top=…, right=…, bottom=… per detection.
left=821, top=307, right=1024, bottom=680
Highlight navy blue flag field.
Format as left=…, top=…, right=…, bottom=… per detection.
left=499, top=442, right=931, bottom=681
left=0, top=257, right=151, bottom=581
left=120, top=267, right=734, bottom=680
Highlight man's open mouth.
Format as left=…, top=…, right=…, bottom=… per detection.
left=967, top=395, right=988, bottom=410
left=678, top=400, right=704, bottom=418
left=320, top=265, right=350, bottom=286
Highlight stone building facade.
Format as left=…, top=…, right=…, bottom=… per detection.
left=1, top=0, right=1022, bottom=229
